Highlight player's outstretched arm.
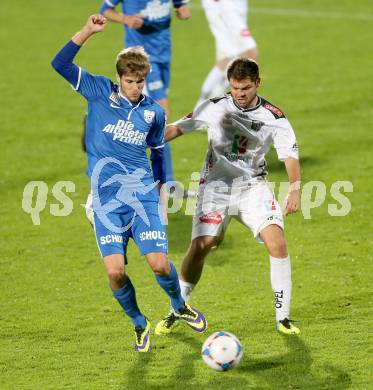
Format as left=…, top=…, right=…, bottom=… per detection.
left=165, top=124, right=183, bottom=142
left=51, top=15, right=106, bottom=85
left=72, top=14, right=107, bottom=46
left=283, top=157, right=301, bottom=216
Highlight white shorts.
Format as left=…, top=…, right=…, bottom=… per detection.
left=202, top=0, right=257, bottom=60
left=192, top=180, right=284, bottom=242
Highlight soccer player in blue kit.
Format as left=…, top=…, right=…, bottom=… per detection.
left=51, top=14, right=206, bottom=352
left=99, top=0, right=191, bottom=188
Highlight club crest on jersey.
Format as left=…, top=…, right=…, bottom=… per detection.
left=109, top=92, right=120, bottom=105
left=144, top=110, right=155, bottom=124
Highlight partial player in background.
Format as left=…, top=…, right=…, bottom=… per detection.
left=156, top=58, right=301, bottom=336
left=52, top=14, right=206, bottom=352
left=196, top=0, right=258, bottom=107
left=99, top=0, right=191, bottom=192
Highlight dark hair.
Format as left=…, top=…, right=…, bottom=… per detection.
left=227, top=58, right=259, bottom=82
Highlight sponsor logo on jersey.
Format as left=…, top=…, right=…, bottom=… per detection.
left=144, top=110, right=155, bottom=124
left=139, top=230, right=167, bottom=241
left=224, top=152, right=251, bottom=163
left=140, top=0, right=170, bottom=21
left=102, top=120, right=147, bottom=145
left=224, top=134, right=251, bottom=162
left=199, top=211, right=223, bottom=225
left=148, top=80, right=163, bottom=91
left=264, top=103, right=284, bottom=118
left=100, top=234, right=123, bottom=245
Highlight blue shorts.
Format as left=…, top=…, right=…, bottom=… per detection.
left=92, top=190, right=168, bottom=258
left=145, top=62, right=170, bottom=101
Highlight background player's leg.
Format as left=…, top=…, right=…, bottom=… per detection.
left=197, top=62, right=227, bottom=104
left=103, top=254, right=147, bottom=329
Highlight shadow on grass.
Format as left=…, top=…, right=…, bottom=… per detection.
left=237, top=336, right=351, bottom=389
left=121, top=333, right=201, bottom=390
left=124, top=352, right=154, bottom=389
left=120, top=334, right=351, bottom=390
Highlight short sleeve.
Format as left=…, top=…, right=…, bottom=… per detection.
left=75, top=69, right=109, bottom=100
left=173, top=99, right=210, bottom=134
left=272, top=119, right=299, bottom=161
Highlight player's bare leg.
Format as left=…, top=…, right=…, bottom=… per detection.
left=260, top=224, right=288, bottom=259
left=180, top=235, right=220, bottom=286
left=260, top=225, right=300, bottom=334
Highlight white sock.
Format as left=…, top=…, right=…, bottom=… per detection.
left=270, top=255, right=292, bottom=322
left=179, top=280, right=195, bottom=303
left=199, top=66, right=225, bottom=100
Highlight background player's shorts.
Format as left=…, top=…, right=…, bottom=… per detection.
left=202, top=0, right=257, bottom=60
left=191, top=180, right=284, bottom=243
left=92, top=194, right=168, bottom=258
left=144, top=61, right=170, bottom=101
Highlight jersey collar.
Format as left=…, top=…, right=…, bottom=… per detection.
left=229, top=93, right=262, bottom=112
left=118, top=91, right=145, bottom=107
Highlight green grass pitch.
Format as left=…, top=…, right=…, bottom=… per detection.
left=1, top=0, right=372, bottom=388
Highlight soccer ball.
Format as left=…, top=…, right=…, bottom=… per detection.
left=201, top=331, right=243, bottom=371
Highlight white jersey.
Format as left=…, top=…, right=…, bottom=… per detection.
left=174, top=94, right=299, bottom=184
left=202, top=0, right=247, bottom=14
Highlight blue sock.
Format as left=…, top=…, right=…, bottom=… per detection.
left=155, top=262, right=185, bottom=312
left=164, top=143, right=174, bottom=182
left=112, top=278, right=146, bottom=328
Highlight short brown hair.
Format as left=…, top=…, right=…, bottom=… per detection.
left=227, top=58, right=259, bottom=82
left=116, top=46, right=150, bottom=78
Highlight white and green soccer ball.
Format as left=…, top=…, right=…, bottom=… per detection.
left=201, top=331, right=243, bottom=371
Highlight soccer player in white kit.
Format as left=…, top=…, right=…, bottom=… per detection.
left=196, top=0, right=258, bottom=107
left=156, top=58, right=301, bottom=335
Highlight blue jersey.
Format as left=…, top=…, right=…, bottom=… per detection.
left=100, top=0, right=185, bottom=64
left=51, top=40, right=166, bottom=190
left=52, top=41, right=168, bottom=257
left=76, top=69, right=166, bottom=188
